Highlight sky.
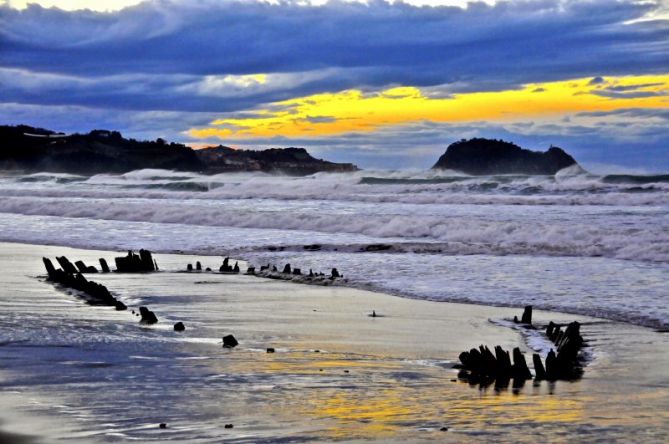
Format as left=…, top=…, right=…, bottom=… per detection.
left=1, top=0, right=668, bottom=171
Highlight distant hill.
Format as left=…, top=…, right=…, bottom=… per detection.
left=432, top=138, right=578, bottom=175
left=0, top=125, right=201, bottom=174
left=196, top=145, right=358, bottom=175
left=0, top=125, right=358, bottom=175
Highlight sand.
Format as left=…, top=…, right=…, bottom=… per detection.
left=0, top=242, right=667, bottom=442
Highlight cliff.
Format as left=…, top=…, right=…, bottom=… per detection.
left=432, top=138, right=578, bottom=175
left=196, top=145, right=358, bottom=175
left=0, top=125, right=358, bottom=175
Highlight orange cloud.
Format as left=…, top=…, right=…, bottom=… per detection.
left=188, top=74, right=669, bottom=140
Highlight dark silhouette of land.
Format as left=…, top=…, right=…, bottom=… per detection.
left=0, top=125, right=201, bottom=174
left=0, top=125, right=358, bottom=175
left=432, top=138, right=578, bottom=175
left=196, top=145, right=358, bottom=175
left=2, top=126, right=581, bottom=176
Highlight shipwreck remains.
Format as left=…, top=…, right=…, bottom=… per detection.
left=253, top=262, right=344, bottom=286
left=219, top=257, right=240, bottom=273
left=41, top=250, right=165, bottom=326
left=223, top=334, right=239, bottom=348
left=42, top=257, right=126, bottom=310
left=115, top=249, right=157, bottom=273
left=456, top=306, right=586, bottom=387
left=543, top=320, right=584, bottom=380
left=514, top=305, right=533, bottom=326
left=139, top=306, right=158, bottom=324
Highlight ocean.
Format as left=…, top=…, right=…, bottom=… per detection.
left=0, top=167, right=667, bottom=329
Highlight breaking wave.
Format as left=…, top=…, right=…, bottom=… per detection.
left=0, top=168, right=667, bottom=329
left=0, top=169, right=667, bottom=263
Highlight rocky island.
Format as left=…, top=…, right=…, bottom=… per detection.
left=0, top=125, right=358, bottom=176
left=432, top=138, right=578, bottom=175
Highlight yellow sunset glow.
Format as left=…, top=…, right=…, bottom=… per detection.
left=189, top=74, right=669, bottom=140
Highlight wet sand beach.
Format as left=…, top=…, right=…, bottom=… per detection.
left=0, top=242, right=668, bottom=442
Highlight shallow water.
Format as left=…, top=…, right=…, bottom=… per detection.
left=0, top=170, right=667, bottom=329
left=0, top=243, right=668, bottom=442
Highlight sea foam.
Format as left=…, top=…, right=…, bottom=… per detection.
left=0, top=169, right=667, bottom=328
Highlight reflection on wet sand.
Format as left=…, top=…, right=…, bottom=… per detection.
left=190, top=335, right=591, bottom=438
left=0, top=244, right=668, bottom=442
left=221, top=349, right=590, bottom=440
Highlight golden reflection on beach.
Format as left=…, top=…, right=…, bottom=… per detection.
left=1, top=245, right=669, bottom=442
left=309, top=389, right=414, bottom=438
left=296, top=366, right=588, bottom=439
left=212, top=347, right=593, bottom=439
left=464, top=394, right=585, bottom=424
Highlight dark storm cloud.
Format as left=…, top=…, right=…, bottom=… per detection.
left=0, top=0, right=667, bottom=112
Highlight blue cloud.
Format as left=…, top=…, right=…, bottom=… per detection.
left=0, top=0, right=668, bottom=170
left=304, top=115, right=337, bottom=124
left=576, top=108, right=669, bottom=120
left=1, top=0, right=667, bottom=112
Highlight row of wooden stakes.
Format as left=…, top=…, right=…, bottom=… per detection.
left=42, top=253, right=160, bottom=326
left=45, top=250, right=158, bottom=275
left=457, top=306, right=585, bottom=385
